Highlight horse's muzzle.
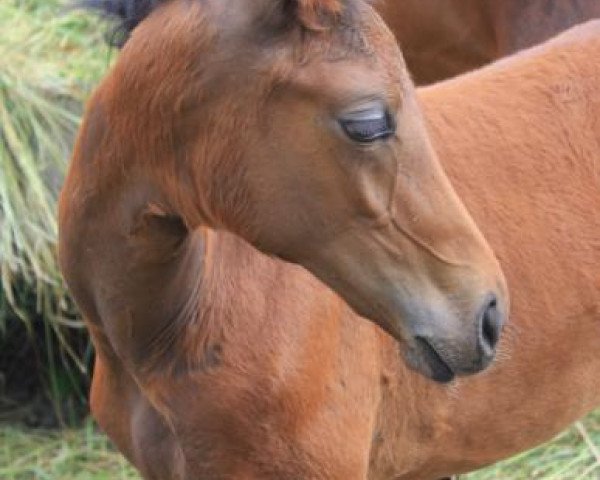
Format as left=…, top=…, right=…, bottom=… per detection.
left=407, top=292, right=506, bottom=383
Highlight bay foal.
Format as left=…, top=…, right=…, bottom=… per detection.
left=59, top=1, right=506, bottom=479
left=377, top=0, right=600, bottom=84
left=59, top=0, right=600, bottom=478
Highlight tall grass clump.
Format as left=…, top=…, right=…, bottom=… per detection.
left=0, top=0, right=113, bottom=424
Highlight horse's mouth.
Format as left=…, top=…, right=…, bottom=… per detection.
left=414, top=337, right=455, bottom=383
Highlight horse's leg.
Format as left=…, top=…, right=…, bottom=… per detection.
left=90, top=351, right=183, bottom=480
left=130, top=397, right=184, bottom=480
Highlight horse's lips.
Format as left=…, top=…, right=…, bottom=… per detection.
left=414, top=337, right=456, bottom=383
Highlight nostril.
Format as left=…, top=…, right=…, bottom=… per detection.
left=480, top=295, right=501, bottom=352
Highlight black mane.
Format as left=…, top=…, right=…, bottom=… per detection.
left=80, top=0, right=164, bottom=47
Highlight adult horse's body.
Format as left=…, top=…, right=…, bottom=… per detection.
left=376, top=0, right=600, bottom=84
left=59, top=1, right=600, bottom=479
left=374, top=21, right=600, bottom=479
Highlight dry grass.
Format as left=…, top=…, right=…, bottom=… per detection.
left=0, top=0, right=113, bottom=422
left=0, top=0, right=110, bottom=331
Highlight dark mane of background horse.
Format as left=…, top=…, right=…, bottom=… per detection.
left=81, top=0, right=160, bottom=46
left=81, top=0, right=360, bottom=47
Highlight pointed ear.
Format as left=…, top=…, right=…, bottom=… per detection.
left=290, top=0, right=344, bottom=30
left=267, top=0, right=348, bottom=32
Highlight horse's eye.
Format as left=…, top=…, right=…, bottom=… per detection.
left=339, top=106, right=395, bottom=143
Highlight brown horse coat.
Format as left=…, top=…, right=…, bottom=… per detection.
left=377, top=0, right=600, bottom=84
left=370, top=20, right=600, bottom=479
left=59, top=1, right=600, bottom=478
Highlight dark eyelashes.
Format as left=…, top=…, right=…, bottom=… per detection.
left=339, top=111, right=395, bottom=143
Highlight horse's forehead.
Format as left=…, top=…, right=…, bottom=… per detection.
left=209, top=0, right=400, bottom=68
left=287, top=31, right=405, bottom=101
left=124, top=0, right=404, bottom=105
left=291, top=49, right=401, bottom=90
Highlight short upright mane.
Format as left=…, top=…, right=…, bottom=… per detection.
left=81, top=0, right=352, bottom=47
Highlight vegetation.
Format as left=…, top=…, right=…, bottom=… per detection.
left=0, top=419, right=138, bottom=480
left=1, top=0, right=107, bottom=325
left=0, top=0, right=112, bottom=423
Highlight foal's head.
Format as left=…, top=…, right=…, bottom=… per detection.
left=86, top=0, right=508, bottom=382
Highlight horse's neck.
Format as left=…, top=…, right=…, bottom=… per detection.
left=75, top=172, right=449, bottom=473
left=91, top=178, right=345, bottom=378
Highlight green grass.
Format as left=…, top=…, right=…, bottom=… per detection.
left=2, top=412, right=600, bottom=479
left=0, top=419, right=139, bottom=480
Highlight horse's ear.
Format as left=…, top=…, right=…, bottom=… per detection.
left=292, top=0, right=344, bottom=29
left=278, top=0, right=346, bottom=31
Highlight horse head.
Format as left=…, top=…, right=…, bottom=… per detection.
left=81, top=0, right=509, bottom=382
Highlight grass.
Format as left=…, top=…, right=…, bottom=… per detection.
left=0, top=419, right=138, bottom=480
left=2, top=411, right=600, bottom=479
left=0, top=0, right=109, bottom=329
left=0, top=0, right=113, bottom=423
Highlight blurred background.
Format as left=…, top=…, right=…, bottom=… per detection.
left=1, top=1, right=599, bottom=478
